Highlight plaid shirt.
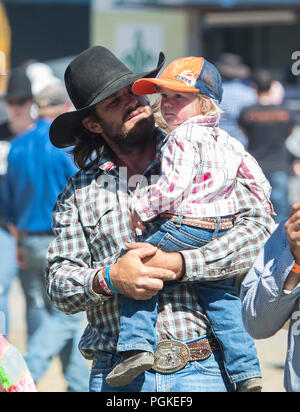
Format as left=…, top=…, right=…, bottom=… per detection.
left=134, top=116, right=274, bottom=221
left=46, top=128, right=276, bottom=360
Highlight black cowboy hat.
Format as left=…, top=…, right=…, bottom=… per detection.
left=6, top=67, right=33, bottom=101
left=50, top=46, right=165, bottom=148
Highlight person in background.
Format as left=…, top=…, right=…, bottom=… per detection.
left=238, top=69, right=295, bottom=223
left=0, top=67, right=34, bottom=140
left=25, top=62, right=61, bottom=97
left=285, top=127, right=300, bottom=206
left=0, top=67, right=34, bottom=336
left=1, top=81, right=89, bottom=392
left=241, top=202, right=300, bottom=392
left=215, top=53, right=257, bottom=148
left=0, top=95, right=8, bottom=125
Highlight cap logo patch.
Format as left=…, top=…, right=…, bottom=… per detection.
left=175, top=70, right=196, bottom=87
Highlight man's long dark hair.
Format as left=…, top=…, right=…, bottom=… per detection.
left=70, top=107, right=105, bottom=171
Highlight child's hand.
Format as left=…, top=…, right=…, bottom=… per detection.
left=130, top=210, right=146, bottom=232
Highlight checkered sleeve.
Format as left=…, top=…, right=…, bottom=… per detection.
left=46, top=176, right=112, bottom=315
left=180, top=180, right=276, bottom=283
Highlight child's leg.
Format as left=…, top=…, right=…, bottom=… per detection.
left=115, top=225, right=166, bottom=356
left=194, top=279, right=261, bottom=385
left=117, top=295, right=158, bottom=354
left=142, top=218, right=261, bottom=388
left=106, top=228, right=165, bottom=387
left=110, top=220, right=182, bottom=358
left=106, top=292, right=158, bottom=387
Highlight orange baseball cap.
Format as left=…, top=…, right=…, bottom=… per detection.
left=132, top=56, right=223, bottom=103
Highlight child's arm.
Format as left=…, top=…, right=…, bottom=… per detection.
left=133, top=131, right=198, bottom=224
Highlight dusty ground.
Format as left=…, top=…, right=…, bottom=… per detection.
left=7, top=279, right=287, bottom=392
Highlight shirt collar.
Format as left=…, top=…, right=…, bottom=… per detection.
left=180, top=115, right=219, bottom=128
left=87, top=127, right=166, bottom=175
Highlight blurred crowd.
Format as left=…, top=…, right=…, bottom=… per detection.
left=0, top=61, right=90, bottom=392
left=0, top=52, right=299, bottom=392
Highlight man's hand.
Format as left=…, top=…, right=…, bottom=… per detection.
left=125, top=241, right=185, bottom=281
left=109, top=245, right=177, bottom=300
left=285, top=202, right=300, bottom=264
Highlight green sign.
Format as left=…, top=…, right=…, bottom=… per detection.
left=121, top=30, right=155, bottom=72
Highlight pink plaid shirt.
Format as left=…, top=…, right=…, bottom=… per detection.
left=134, top=115, right=273, bottom=221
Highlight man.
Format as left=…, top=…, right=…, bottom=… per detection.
left=238, top=69, right=295, bottom=223
left=1, top=81, right=89, bottom=392
left=286, top=128, right=300, bottom=205
left=241, top=202, right=300, bottom=392
left=0, top=67, right=34, bottom=140
left=216, top=53, right=257, bottom=148
left=47, top=46, right=275, bottom=392
left=0, top=67, right=34, bottom=335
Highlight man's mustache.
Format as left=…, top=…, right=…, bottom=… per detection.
left=123, top=104, right=145, bottom=123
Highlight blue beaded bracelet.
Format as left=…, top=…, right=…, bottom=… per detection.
left=104, top=265, right=120, bottom=294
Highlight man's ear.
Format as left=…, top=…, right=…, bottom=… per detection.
left=82, top=116, right=103, bottom=134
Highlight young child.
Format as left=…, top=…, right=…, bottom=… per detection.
left=105, top=57, right=274, bottom=391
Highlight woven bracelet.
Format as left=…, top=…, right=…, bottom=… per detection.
left=98, top=268, right=114, bottom=295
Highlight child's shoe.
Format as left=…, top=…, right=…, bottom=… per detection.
left=236, top=377, right=262, bottom=392
left=106, top=350, right=154, bottom=387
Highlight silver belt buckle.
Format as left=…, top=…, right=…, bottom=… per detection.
left=152, top=340, right=190, bottom=374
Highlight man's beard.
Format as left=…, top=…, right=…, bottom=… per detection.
left=99, top=105, right=156, bottom=151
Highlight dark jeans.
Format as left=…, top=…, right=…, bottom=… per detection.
left=117, top=218, right=261, bottom=383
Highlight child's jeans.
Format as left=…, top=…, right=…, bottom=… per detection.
left=117, top=218, right=261, bottom=384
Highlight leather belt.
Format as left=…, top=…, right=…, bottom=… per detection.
left=152, top=338, right=220, bottom=374
left=159, top=213, right=235, bottom=230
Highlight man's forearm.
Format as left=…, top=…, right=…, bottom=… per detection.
left=284, top=271, right=300, bottom=291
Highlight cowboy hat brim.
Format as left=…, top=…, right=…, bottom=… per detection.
left=50, top=53, right=165, bottom=148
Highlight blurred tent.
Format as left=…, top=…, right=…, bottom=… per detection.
left=0, top=2, right=11, bottom=93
